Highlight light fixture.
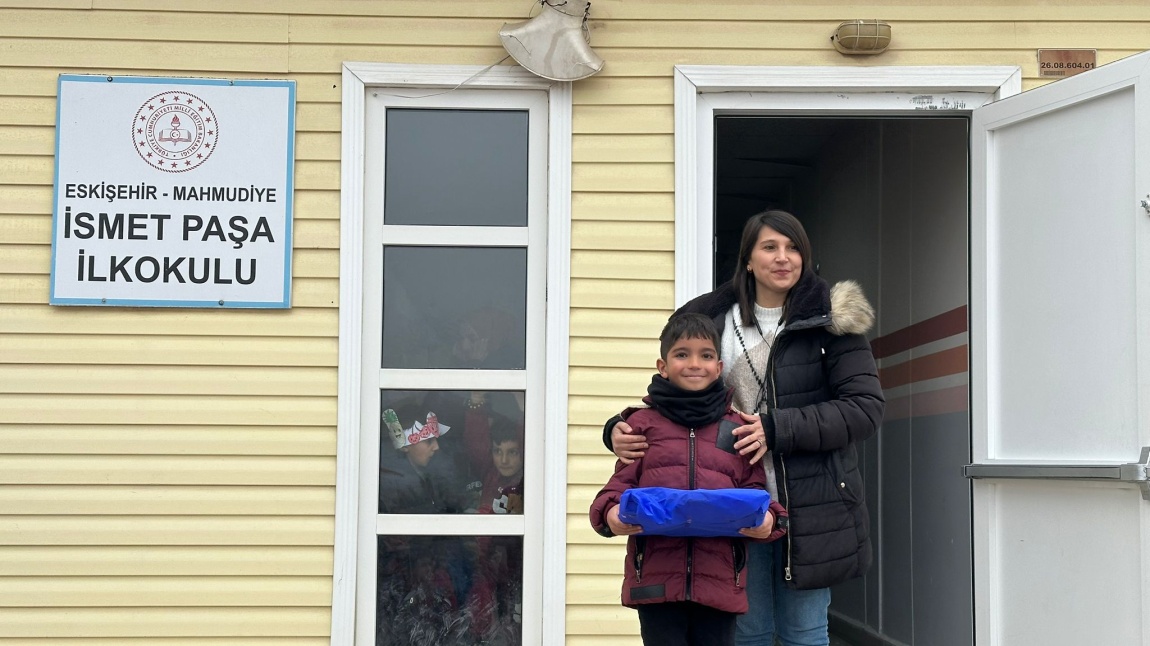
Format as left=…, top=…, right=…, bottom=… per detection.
left=831, top=20, right=891, bottom=55
left=500, top=0, right=604, bottom=81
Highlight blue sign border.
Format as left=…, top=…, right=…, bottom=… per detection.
left=50, top=74, right=296, bottom=308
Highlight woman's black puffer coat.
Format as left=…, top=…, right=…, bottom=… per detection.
left=604, top=271, right=884, bottom=590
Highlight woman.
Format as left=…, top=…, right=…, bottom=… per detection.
left=603, top=210, right=884, bottom=646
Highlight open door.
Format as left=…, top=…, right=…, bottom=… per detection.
left=968, top=52, right=1150, bottom=644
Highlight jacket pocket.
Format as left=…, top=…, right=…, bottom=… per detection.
left=632, top=536, right=647, bottom=583
left=731, top=539, right=747, bottom=588
left=830, top=450, right=861, bottom=505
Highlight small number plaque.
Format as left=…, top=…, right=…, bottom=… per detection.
left=1037, top=49, right=1097, bottom=78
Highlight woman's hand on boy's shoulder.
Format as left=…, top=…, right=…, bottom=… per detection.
left=606, top=504, right=643, bottom=536
left=732, top=411, right=769, bottom=465
left=611, top=420, right=649, bottom=465
left=739, top=510, right=776, bottom=540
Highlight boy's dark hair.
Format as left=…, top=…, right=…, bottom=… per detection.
left=659, top=312, right=721, bottom=360
left=490, top=415, right=523, bottom=447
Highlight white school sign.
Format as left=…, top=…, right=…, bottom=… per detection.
left=50, top=75, right=296, bottom=308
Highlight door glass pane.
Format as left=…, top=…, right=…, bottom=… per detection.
left=385, top=108, right=529, bottom=226
left=379, top=389, right=525, bottom=515
left=382, top=246, right=527, bottom=370
left=377, top=535, right=523, bottom=646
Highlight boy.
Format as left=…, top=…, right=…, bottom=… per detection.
left=469, top=419, right=527, bottom=643
left=478, top=418, right=524, bottom=515
left=588, top=313, right=787, bottom=646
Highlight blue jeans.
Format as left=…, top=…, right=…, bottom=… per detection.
left=735, top=540, right=831, bottom=646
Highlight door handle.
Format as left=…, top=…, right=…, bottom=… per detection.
left=964, top=446, right=1150, bottom=501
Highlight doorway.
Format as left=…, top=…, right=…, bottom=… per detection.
left=713, top=116, right=973, bottom=646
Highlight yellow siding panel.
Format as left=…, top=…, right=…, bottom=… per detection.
left=568, top=542, right=628, bottom=575
left=572, top=250, right=673, bottom=281
left=569, top=366, right=653, bottom=398
left=0, top=576, right=330, bottom=607
left=0, top=456, right=333, bottom=486
left=0, top=304, right=338, bottom=336
left=0, top=364, right=336, bottom=396
left=0, top=394, right=333, bottom=426
left=1, top=334, right=336, bottom=366
left=0, top=9, right=290, bottom=42
left=567, top=604, right=639, bottom=636
left=0, top=426, right=333, bottom=456
left=1, top=38, right=290, bottom=73
left=574, top=78, right=674, bottom=106
left=0, top=214, right=48, bottom=243
left=573, top=161, right=673, bottom=193
left=571, top=278, right=673, bottom=310
left=0, top=485, right=332, bottom=514
left=570, top=335, right=658, bottom=368
left=286, top=14, right=506, bottom=46
left=0, top=545, right=331, bottom=576
left=284, top=43, right=506, bottom=73
left=572, top=220, right=673, bottom=252
left=573, top=105, right=674, bottom=134
left=571, top=395, right=646, bottom=427
left=569, top=454, right=624, bottom=487
left=0, top=607, right=330, bottom=638
left=0, top=187, right=49, bottom=215
left=570, top=307, right=670, bottom=339
left=572, top=192, right=673, bottom=221
left=573, top=134, right=673, bottom=162
left=568, top=574, right=629, bottom=604
left=0, top=516, right=332, bottom=546
left=293, top=190, right=340, bottom=219
left=0, top=126, right=51, bottom=156
left=5, top=632, right=329, bottom=644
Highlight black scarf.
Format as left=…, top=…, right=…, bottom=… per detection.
left=645, top=374, right=730, bottom=429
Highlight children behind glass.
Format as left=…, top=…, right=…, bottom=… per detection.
left=468, top=418, right=527, bottom=645
left=589, top=313, right=788, bottom=646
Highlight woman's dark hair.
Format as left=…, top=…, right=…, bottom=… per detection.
left=732, top=209, right=813, bottom=327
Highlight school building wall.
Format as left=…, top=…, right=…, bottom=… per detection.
left=2, top=1, right=1149, bottom=644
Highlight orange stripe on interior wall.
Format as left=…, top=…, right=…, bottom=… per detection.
left=879, top=345, right=968, bottom=390
left=883, top=384, right=969, bottom=421
left=870, top=306, right=967, bottom=359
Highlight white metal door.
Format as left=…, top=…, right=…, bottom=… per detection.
left=969, top=52, right=1150, bottom=645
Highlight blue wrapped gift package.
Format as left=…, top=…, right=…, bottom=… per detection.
left=618, top=487, right=772, bottom=537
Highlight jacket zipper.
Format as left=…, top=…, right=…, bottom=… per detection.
left=732, top=541, right=746, bottom=587
left=686, top=427, right=696, bottom=600
left=767, top=333, right=795, bottom=583
left=634, top=536, right=645, bottom=583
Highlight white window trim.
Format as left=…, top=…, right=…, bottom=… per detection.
left=333, top=62, right=571, bottom=646
left=673, top=64, right=1022, bottom=306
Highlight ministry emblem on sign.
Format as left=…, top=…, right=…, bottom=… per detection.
left=132, top=91, right=218, bottom=172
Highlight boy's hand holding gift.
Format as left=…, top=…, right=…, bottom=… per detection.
left=738, top=510, right=776, bottom=539
left=606, top=505, right=643, bottom=536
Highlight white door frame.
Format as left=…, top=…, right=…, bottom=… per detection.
left=332, top=62, right=572, bottom=646
left=673, top=64, right=1021, bottom=306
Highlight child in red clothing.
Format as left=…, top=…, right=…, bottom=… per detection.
left=469, top=419, right=525, bottom=644
left=589, top=313, right=787, bottom=646
left=478, top=419, right=524, bottom=515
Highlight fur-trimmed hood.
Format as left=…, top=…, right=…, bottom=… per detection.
left=674, top=272, right=875, bottom=337
left=827, top=280, right=875, bottom=336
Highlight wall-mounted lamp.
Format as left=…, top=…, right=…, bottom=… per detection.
left=831, top=20, right=891, bottom=55
left=500, top=0, right=604, bottom=81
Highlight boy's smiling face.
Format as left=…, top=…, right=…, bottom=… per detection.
left=657, top=335, right=723, bottom=391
